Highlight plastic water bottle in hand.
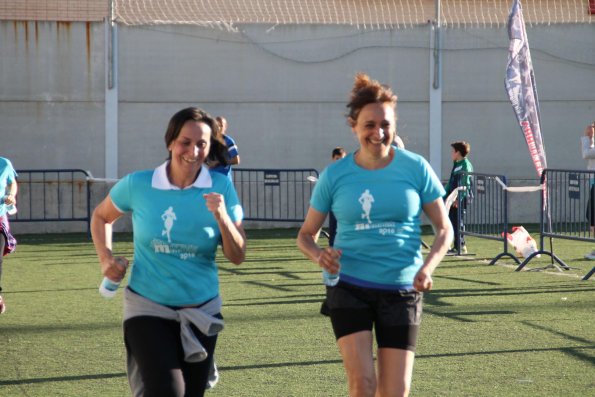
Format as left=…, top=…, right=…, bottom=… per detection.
left=322, top=269, right=340, bottom=287
left=2, top=195, right=16, bottom=215
left=321, top=249, right=342, bottom=287
left=99, top=257, right=128, bottom=298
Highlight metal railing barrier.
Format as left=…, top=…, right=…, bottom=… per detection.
left=10, top=169, right=92, bottom=233
left=457, top=172, right=519, bottom=265
left=515, top=169, right=594, bottom=280
left=232, top=168, right=319, bottom=222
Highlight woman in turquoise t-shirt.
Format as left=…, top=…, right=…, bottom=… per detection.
left=92, top=107, right=246, bottom=397
left=0, top=156, right=18, bottom=315
left=297, top=74, right=452, bottom=397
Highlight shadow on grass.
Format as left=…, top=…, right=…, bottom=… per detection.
left=4, top=286, right=103, bottom=294
left=226, top=293, right=325, bottom=302
left=520, top=321, right=595, bottom=366
left=435, top=275, right=501, bottom=285
left=219, top=268, right=317, bottom=277
left=0, top=322, right=121, bottom=333
left=225, top=298, right=325, bottom=307
left=0, top=372, right=126, bottom=386
left=424, top=285, right=595, bottom=307
left=3, top=345, right=593, bottom=387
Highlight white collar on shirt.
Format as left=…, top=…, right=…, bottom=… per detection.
left=151, top=161, right=212, bottom=190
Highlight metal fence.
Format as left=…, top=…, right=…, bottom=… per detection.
left=10, top=169, right=92, bottom=232
left=7, top=168, right=319, bottom=233
left=515, top=169, right=595, bottom=280
left=458, top=172, right=519, bottom=265
left=232, top=168, right=318, bottom=222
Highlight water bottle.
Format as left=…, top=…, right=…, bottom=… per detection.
left=6, top=204, right=17, bottom=215
left=322, top=269, right=340, bottom=287
left=99, top=257, right=128, bottom=298
left=2, top=195, right=16, bottom=215
left=99, top=277, right=121, bottom=298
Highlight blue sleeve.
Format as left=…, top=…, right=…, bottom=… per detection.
left=224, top=179, right=243, bottom=222
left=226, top=136, right=239, bottom=159
left=310, top=168, right=332, bottom=214
left=3, top=159, right=17, bottom=183
left=109, top=174, right=134, bottom=213
left=419, top=157, right=446, bottom=204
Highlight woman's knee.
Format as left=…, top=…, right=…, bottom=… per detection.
left=348, top=372, right=376, bottom=397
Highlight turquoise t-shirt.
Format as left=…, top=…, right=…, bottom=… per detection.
left=0, top=157, right=18, bottom=217
left=110, top=162, right=243, bottom=306
left=311, top=150, right=445, bottom=289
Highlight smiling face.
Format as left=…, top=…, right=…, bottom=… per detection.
left=168, top=120, right=212, bottom=176
left=350, top=102, right=395, bottom=159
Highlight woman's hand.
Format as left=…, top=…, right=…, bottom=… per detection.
left=205, top=192, right=246, bottom=265
left=102, top=256, right=129, bottom=282
left=413, top=268, right=433, bottom=292
left=317, top=247, right=342, bottom=274
left=204, top=193, right=227, bottom=220
left=3, top=194, right=16, bottom=205
left=585, top=123, right=595, bottom=139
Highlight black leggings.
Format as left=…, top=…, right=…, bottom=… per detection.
left=124, top=315, right=220, bottom=397
left=0, top=233, right=5, bottom=292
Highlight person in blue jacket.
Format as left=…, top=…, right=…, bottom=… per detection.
left=91, top=107, right=246, bottom=397
left=297, top=73, right=452, bottom=397
left=208, top=116, right=240, bottom=180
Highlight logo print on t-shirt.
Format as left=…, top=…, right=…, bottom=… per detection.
left=358, top=189, right=374, bottom=224
left=161, top=206, right=177, bottom=243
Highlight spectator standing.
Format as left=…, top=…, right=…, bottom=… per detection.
left=444, top=141, right=473, bottom=255
left=581, top=121, right=595, bottom=259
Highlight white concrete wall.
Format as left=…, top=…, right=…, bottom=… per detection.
left=1, top=21, right=594, bottom=232
left=0, top=21, right=105, bottom=175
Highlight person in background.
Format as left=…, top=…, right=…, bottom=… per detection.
left=319, top=146, right=347, bottom=316
left=297, top=73, right=452, bottom=397
left=327, top=147, right=347, bottom=247
left=209, top=116, right=240, bottom=180
left=91, top=107, right=246, bottom=397
left=581, top=121, right=595, bottom=260
left=444, top=141, right=473, bottom=255
left=0, top=156, right=18, bottom=314
left=205, top=115, right=242, bottom=388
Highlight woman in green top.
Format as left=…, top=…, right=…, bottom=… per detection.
left=444, top=141, right=473, bottom=254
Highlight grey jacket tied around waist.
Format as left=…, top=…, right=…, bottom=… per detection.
left=123, top=288, right=224, bottom=363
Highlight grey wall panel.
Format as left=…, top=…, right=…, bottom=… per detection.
left=0, top=101, right=105, bottom=174
left=0, top=21, right=105, bottom=101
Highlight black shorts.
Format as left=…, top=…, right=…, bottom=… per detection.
left=326, top=281, right=422, bottom=352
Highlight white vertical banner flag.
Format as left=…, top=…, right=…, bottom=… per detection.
left=505, top=0, right=547, bottom=177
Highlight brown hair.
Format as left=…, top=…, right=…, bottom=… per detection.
left=346, top=73, right=398, bottom=123
left=331, top=146, right=346, bottom=158
left=451, top=141, right=471, bottom=158
left=164, top=107, right=228, bottom=165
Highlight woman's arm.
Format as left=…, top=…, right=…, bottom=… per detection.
left=204, top=193, right=246, bottom=265
left=414, top=198, right=453, bottom=291
left=297, top=207, right=341, bottom=274
left=4, top=180, right=17, bottom=205
left=91, top=196, right=128, bottom=281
